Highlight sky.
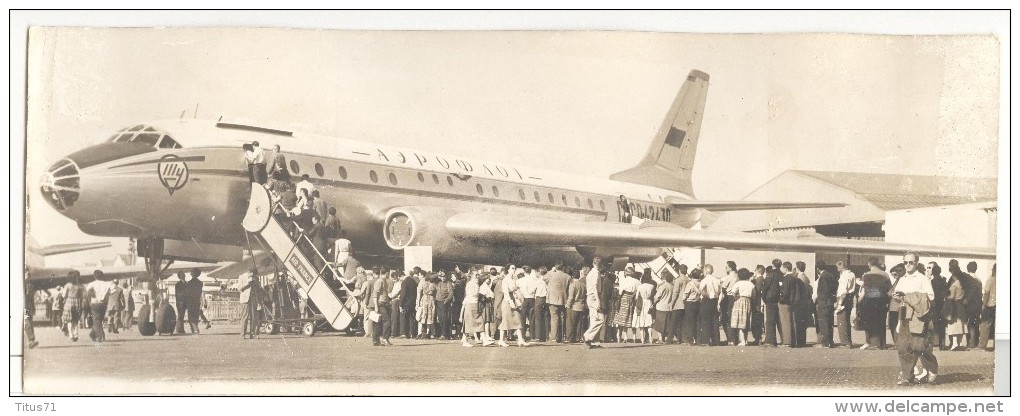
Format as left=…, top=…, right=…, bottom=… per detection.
left=22, top=27, right=1000, bottom=258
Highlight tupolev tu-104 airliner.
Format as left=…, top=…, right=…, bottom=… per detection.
left=38, top=69, right=995, bottom=275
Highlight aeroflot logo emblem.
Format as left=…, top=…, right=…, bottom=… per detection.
left=157, top=154, right=189, bottom=195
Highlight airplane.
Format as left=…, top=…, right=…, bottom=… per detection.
left=24, top=235, right=113, bottom=288
left=37, top=69, right=996, bottom=280
left=24, top=234, right=221, bottom=290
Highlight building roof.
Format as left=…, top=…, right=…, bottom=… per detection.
left=791, top=170, right=997, bottom=211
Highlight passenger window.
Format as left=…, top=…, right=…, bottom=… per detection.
left=518, top=189, right=526, bottom=200
left=432, top=174, right=440, bottom=185
left=574, top=196, right=581, bottom=207
left=561, top=195, right=568, bottom=205
left=587, top=198, right=593, bottom=209
left=290, top=160, right=300, bottom=174
left=338, top=166, right=348, bottom=180
left=369, top=170, right=378, bottom=183
left=599, top=200, right=606, bottom=211
left=547, top=193, right=554, bottom=204
left=492, top=186, right=500, bottom=197
left=315, top=163, right=325, bottom=177
left=476, top=184, right=484, bottom=195
left=534, top=191, right=540, bottom=202
left=447, top=176, right=454, bottom=186
left=388, top=172, right=398, bottom=185
left=417, top=172, right=425, bottom=183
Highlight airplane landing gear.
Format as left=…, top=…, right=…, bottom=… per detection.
left=136, top=238, right=167, bottom=337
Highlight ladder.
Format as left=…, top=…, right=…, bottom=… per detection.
left=242, top=185, right=358, bottom=331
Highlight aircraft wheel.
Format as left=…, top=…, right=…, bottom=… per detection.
left=302, top=322, right=316, bottom=337
left=137, top=305, right=156, bottom=336
left=155, top=303, right=177, bottom=335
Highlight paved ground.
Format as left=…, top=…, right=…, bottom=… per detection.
left=20, top=322, right=995, bottom=395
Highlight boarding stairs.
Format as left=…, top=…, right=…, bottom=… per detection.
left=242, top=185, right=359, bottom=331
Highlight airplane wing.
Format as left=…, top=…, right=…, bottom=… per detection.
left=664, top=196, right=845, bottom=212
left=25, top=263, right=222, bottom=290
left=445, top=212, right=996, bottom=259
left=32, top=242, right=113, bottom=256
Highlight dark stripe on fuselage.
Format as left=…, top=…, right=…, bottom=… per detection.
left=107, top=155, right=207, bottom=169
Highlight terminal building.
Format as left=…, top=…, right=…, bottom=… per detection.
left=692, top=170, right=997, bottom=276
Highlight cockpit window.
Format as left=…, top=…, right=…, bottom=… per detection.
left=157, top=135, right=181, bottom=149
left=106, top=125, right=182, bottom=148
left=134, top=133, right=161, bottom=146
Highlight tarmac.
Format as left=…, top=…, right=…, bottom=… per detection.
left=20, top=321, right=996, bottom=396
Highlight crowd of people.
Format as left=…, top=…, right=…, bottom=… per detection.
left=319, top=251, right=995, bottom=385
left=26, top=270, right=135, bottom=345
left=23, top=267, right=222, bottom=346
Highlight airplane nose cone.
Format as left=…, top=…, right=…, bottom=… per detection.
left=40, top=158, right=81, bottom=212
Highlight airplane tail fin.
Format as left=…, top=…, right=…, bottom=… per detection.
left=609, top=69, right=710, bottom=197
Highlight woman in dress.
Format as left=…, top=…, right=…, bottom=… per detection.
left=499, top=271, right=529, bottom=347
left=650, top=270, right=673, bottom=344
left=479, top=272, right=496, bottom=342
left=633, top=270, right=656, bottom=343
left=460, top=272, right=493, bottom=347
left=613, top=270, right=640, bottom=342
left=944, top=266, right=968, bottom=351
left=856, top=258, right=892, bottom=350
left=417, top=274, right=438, bottom=339
left=730, top=268, right=756, bottom=346
left=62, top=271, right=86, bottom=342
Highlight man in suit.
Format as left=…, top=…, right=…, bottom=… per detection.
left=371, top=270, right=395, bottom=346
left=544, top=261, right=571, bottom=343
left=566, top=267, right=586, bottom=343
left=399, top=269, right=419, bottom=339
left=670, top=264, right=690, bottom=343
left=267, top=144, right=289, bottom=181
left=106, top=280, right=124, bottom=334
left=762, top=260, right=783, bottom=347
left=186, top=269, right=205, bottom=335
left=435, top=272, right=454, bottom=340
left=777, top=262, right=797, bottom=347
left=963, top=262, right=984, bottom=349
left=790, top=263, right=813, bottom=348
left=582, top=258, right=606, bottom=349
left=120, top=282, right=134, bottom=330
left=750, top=265, right=766, bottom=345
left=174, top=272, right=189, bottom=335
left=814, top=261, right=839, bottom=348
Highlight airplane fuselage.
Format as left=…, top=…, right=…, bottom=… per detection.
left=43, top=120, right=701, bottom=266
